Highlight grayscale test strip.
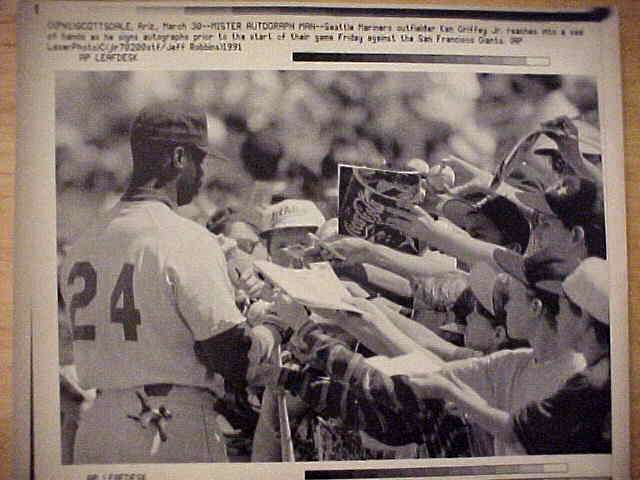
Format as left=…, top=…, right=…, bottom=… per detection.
left=292, top=52, right=550, bottom=66
left=305, top=463, right=580, bottom=479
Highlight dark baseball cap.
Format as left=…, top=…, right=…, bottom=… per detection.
left=520, top=175, right=601, bottom=215
left=493, top=246, right=580, bottom=294
left=443, top=193, right=531, bottom=253
left=131, top=101, right=212, bottom=155
left=515, top=175, right=606, bottom=258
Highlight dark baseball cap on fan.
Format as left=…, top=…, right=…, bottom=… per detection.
left=130, top=101, right=213, bottom=156
left=516, top=175, right=606, bottom=259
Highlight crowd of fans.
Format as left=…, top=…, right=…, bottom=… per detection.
left=57, top=72, right=610, bottom=462
left=56, top=72, right=596, bottom=241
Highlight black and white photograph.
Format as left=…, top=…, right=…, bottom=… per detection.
left=55, top=70, right=611, bottom=465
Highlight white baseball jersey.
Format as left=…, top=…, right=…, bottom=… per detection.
left=60, top=197, right=245, bottom=390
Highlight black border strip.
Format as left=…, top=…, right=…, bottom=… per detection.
left=182, top=6, right=610, bottom=22
left=305, top=463, right=569, bottom=479
left=293, top=52, right=538, bottom=66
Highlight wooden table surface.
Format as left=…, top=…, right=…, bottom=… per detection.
left=0, top=1, right=637, bottom=478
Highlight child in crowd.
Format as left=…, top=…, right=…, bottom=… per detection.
left=513, top=257, right=611, bottom=454
left=385, top=174, right=605, bottom=272
left=442, top=263, right=529, bottom=456
left=454, top=264, right=529, bottom=354
left=441, top=193, right=530, bottom=254
left=248, top=199, right=326, bottom=462
left=409, top=257, right=610, bottom=455
left=410, top=249, right=586, bottom=456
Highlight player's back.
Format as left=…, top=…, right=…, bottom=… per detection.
left=60, top=199, right=227, bottom=391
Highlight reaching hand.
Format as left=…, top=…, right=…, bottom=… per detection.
left=324, top=237, right=373, bottom=265
left=270, top=291, right=310, bottom=330
left=237, top=267, right=265, bottom=300
left=406, top=371, right=456, bottom=400
left=246, top=324, right=281, bottom=385
left=540, top=116, right=599, bottom=181
left=441, top=155, right=494, bottom=196
left=287, top=319, right=324, bottom=362
left=451, top=346, right=483, bottom=361
left=384, top=204, right=440, bottom=244
left=60, top=364, right=99, bottom=411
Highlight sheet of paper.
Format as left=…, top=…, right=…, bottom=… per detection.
left=254, top=261, right=363, bottom=314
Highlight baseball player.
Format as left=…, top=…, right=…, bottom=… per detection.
left=59, top=101, right=284, bottom=464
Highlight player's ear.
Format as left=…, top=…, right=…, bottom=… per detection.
left=171, top=146, right=187, bottom=170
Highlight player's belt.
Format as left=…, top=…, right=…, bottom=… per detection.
left=143, top=383, right=173, bottom=397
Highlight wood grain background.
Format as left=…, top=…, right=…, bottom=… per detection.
left=0, top=1, right=637, bottom=478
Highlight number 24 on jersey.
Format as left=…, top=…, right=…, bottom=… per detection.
left=67, top=262, right=141, bottom=342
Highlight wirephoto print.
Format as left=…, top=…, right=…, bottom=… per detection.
left=15, top=3, right=628, bottom=479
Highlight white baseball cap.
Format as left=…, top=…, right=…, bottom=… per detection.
left=261, top=199, right=326, bottom=235
left=562, top=257, right=609, bottom=325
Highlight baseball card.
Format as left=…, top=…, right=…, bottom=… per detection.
left=338, top=164, right=423, bottom=254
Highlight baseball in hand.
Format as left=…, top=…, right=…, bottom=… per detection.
left=406, top=158, right=430, bottom=176
left=427, top=165, right=456, bottom=193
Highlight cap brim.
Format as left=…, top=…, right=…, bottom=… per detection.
left=439, top=322, right=466, bottom=335
left=442, top=198, right=477, bottom=228
left=496, top=246, right=578, bottom=294
left=515, top=191, right=555, bottom=216
left=562, top=257, right=609, bottom=325
left=532, top=133, right=558, bottom=155
left=470, top=262, right=499, bottom=316
left=533, top=142, right=595, bottom=180
left=197, top=144, right=233, bottom=164
left=535, top=280, right=563, bottom=295
left=532, top=147, right=558, bottom=156
left=493, top=248, right=528, bottom=286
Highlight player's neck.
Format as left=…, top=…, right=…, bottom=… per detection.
left=124, top=180, right=178, bottom=209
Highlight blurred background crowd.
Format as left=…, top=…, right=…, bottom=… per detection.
left=56, top=71, right=598, bottom=245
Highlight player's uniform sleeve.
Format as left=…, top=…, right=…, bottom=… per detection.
left=163, top=226, right=245, bottom=340
left=193, top=323, right=253, bottom=390
left=163, top=225, right=253, bottom=387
